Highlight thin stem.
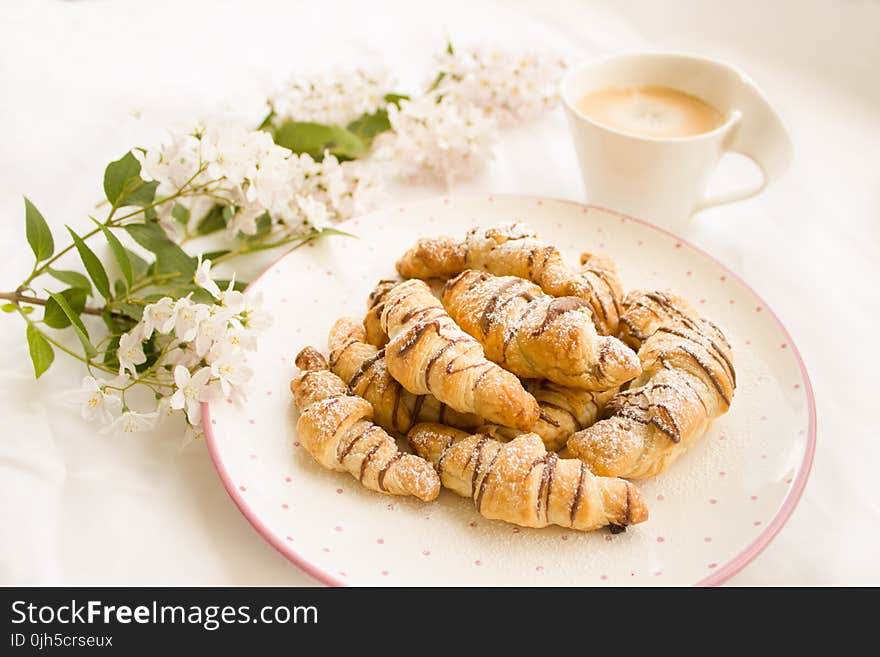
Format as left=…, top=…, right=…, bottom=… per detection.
left=0, top=290, right=108, bottom=316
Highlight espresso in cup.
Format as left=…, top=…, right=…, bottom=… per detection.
left=575, top=85, right=725, bottom=138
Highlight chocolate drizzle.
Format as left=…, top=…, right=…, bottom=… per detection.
left=570, top=461, right=588, bottom=524
left=348, top=350, right=384, bottom=390
left=359, top=444, right=381, bottom=481
left=377, top=453, right=403, bottom=491
left=677, top=344, right=731, bottom=405
left=340, top=425, right=373, bottom=462
left=474, top=447, right=501, bottom=511
left=478, top=279, right=522, bottom=334
left=469, top=436, right=489, bottom=497
left=532, top=297, right=590, bottom=337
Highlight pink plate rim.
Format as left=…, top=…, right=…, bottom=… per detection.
left=203, top=193, right=817, bottom=588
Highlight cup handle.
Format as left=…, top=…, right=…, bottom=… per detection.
left=696, top=80, right=794, bottom=211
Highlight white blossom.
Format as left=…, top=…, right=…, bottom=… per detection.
left=117, top=328, right=147, bottom=375
left=142, top=297, right=177, bottom=338
left=194, top=256, right=221, bottom=300
left=432, top=45, right=567, bottom=126
left=209, top=345, right=254, bottom=397
left=194, top=310, right=231, bottom=358
left=218, top=277, right=245, bottom=314
left=238, top=292, right=272, bottom=332
left=377, top=94, right=497, bottom=185
left=296, top=194, right=329, bottom=231
left=174, top=298, right=208, bottom=342
left=169, top=366, right=214, bottom=425
left=106, top=410, right=159, bottom=434
left=69, top=376, right=123, bottom=424
left=268, top=68, right=393, bottom=126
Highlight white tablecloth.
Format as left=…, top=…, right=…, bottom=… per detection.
left=1, top=0, right=878, bottom=586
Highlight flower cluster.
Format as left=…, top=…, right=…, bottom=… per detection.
left=432, top=45, right=567, bottom=126
left=139, top=121, right=376, bottom=240
left=69, top=258, right=269, bottom=435
left=377, top=94, right=497, bottom=185
left=268, top=68, right=393, bottom=126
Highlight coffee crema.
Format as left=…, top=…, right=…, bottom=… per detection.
left=575, top=85, right=725, bottom=138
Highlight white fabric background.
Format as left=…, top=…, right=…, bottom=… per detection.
left=1, top=0, right=877, bottom=585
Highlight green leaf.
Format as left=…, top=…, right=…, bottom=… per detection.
left=124, top=248, right=150, bottom=278
left=124, top=222, right=196, bottom=279
left=171, top=203, right=190, bottom=226
left=92, top=221, right=133, bottom=288
left=44, top=289, right=97, bottom=358
left=214, top=278, right=247, bottom=292
left=48, top=268, right=92, bottom=294
left=2, top=303, right=17, bottom=313
left=257, top=109, right=276, bottom=131
left=43, top=287, right=87, bottom=329
left=123, top=180, right=159, bottom=207
left=103, top=151, right=157, bottom=207
left=66, top=227, right=111, bottom=300
left=24, top=197, right=54, bottom=262
left=104, top=151, right=140, bottom=204
left=316, top=227, right=357, bottom=239
left=26, top=325, right=54, bottom=378
left=384, top=93, right=410, bottom=108
left=114, top=302, right=144, bottom=321
left=273, top=121, right=366, bottom=160
left=201, top=249, right=230, bottom=261
left=102, top=334, right=120, bottom=369
left=346, top=109, right=391, bottom=147
left=245, top=212, right=272, bottom=242
left=195, top=204, right=227, bottom=236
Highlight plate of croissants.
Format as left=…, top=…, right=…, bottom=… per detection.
left=204, top=194, right=815, bottom=586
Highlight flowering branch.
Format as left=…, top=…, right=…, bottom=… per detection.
left=2, top=40, right=566, bottom=439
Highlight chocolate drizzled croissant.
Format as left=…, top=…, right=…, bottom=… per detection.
left=378, top=279, right=540, bottom=431
left=328, top=317, right=484, bottom=435
left=441, top=270, right=640, bottom=390
left=290, top=347, right=440, bottom=501
left=408, top=423, right=648, bottom=532
left=331, top=316, right=612, bottom=450
left=396, top=222, right=624, bottom=335
left=566, top=290, right=736, bottom=479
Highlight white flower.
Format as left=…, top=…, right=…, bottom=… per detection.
left=174, top=298, right=209, bottom=342
left=194, top=256, right=221, bottom=300
left=218, top=277, right=245, bottom=314
left=106, top=410, right=159, bottom=434
left=238, top=292, right=272, bottom=332
left=69, top=376, right=122, bottom=424
left=378, top=94, right=497, bottom=185
left=213, top=325, right=257, bottom=353
left=169, top=365, right=213, bottom=426
left=209, top=345, right=254, bottom=396
left=432, top=45, right=567, bottom=126
left=117, top=328, right=147, bottom=375
left=194, top=310, right=231, bottom=358
left=296, top=194, right=329, bottom=231
left=268, top=68, right=393, bottom=126
left=142, top=297, right=177, bottom=338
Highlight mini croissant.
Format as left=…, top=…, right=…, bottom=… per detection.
left=378, top=279, right=540, bottom=430
left=396, top=222, right=624, bottom=335
left=496, top=379, right=616, bottom=452
left=408, top=423, right=648, bottom=532
left=566, top=290, right=736, bottom=479
left=328, top=317, right=484, bottom=435
left=441, top=270, right=640, bottom=390
left=290, top=347, right=440, bottom=501
left=331, top=316, right=610, bottom=450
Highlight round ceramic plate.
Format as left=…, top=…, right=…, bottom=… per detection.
left=204, top=195, right=815, bottom=586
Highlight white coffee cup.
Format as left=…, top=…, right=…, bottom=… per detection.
left=561, top=52, right=793, bottom=229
